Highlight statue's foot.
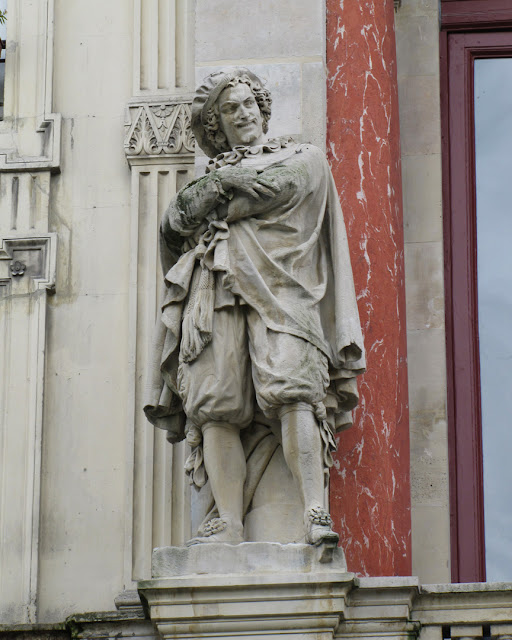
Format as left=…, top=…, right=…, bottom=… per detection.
left=305, top=506, right=339, bottom=547
left=186, top=517, right=244, bottom=546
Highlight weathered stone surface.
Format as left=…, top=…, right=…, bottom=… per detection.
left=195, top=0, right=323, bottom=61
left=140, top=546, right=353, bottom=640
left=396, top=0, right=449, bottom=584
left=152, top=542, right=348, bottom=578
left=402, top=154, right=443, bottom=244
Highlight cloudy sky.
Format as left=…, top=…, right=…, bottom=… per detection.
left=474, top=57, right=512, bottom=582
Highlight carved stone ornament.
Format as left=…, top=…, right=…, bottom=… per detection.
left=0, top=235, right=57, bottom=292
left=10, top=261, right=27, bottom=277
left=124, top=100, right=195, bottom=160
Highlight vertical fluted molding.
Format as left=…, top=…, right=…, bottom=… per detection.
left=124, top=0, right=195, bottom=586
left=127, top=164, right=194, bottom=582
left=133, top=0, right=194, bottom=96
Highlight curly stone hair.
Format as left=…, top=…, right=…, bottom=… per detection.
left=202, top=74, right=272, bottom=154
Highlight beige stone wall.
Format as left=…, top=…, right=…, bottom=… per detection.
left=195, top=0, right=327, bottom=152
left=0, top=0, right=325, bottom=622
left=395, top=1, right=451, bottom=583
left=38, top=0, right=133, bottom=621
left=0, top=0, right=456, bottom=626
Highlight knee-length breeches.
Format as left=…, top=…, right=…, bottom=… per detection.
left=177, top=304, right=330, bottom=429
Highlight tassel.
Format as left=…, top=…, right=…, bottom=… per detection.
left=180, top=265, right=215, bottom=363
left=193, top=268, right=215, bottom=334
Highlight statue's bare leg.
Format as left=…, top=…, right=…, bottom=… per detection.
left=188, top=422, right=245, bottom=545
left=279, top=405, right=339, bottom=547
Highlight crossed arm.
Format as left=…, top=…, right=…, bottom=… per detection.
left=161, top=148, right=315, bottom=260
left=164, top=166, right=280, bottom=237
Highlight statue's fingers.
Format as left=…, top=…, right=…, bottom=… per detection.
left=253, top=183, right=276, bottom=198
left=245, top=187, right=261, bottom=199
left=256, top=178, right=280, bottom=192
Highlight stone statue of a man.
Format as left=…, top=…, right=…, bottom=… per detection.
left=145, top=68, right=365, bottom=550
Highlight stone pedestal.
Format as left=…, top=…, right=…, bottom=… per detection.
left=138, top=543, right=354, bottom=640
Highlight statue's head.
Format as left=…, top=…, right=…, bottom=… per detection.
left=192, top=68, right=272, bottom=157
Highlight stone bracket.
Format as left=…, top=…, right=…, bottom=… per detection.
left=0, top=234, right=57, bottom=293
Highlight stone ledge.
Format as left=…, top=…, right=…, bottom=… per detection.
left=151, top=542, right=348, bottom=577
left=139, top=575, right=353, bottom=640
left=140, top=543, right=353, bottom=639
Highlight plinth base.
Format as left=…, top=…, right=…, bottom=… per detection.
left=139, top=542, right=354, bottom=640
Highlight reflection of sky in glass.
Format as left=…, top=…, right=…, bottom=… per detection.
left=0, top=0, right=6, bottom=61
left=475, top=58, right=512, bottom=582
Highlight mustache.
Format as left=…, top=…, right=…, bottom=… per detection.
left=235, top=118, right=257, bottom=127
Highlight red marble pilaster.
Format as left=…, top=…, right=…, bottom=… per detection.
left=326, top=0, right=411, bottom=576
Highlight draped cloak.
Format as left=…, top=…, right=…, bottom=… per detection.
left=144, top=139, right=366, bottom=462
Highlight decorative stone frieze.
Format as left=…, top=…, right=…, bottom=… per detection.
left=124, top=100, right=195, bottom=164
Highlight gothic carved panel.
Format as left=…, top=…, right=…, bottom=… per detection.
left=124, top=101, right=195, bottom=161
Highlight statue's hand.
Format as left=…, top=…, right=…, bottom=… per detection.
left=217, top=166, right=279, bottom=200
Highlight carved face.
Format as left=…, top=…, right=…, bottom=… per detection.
left=217, top=82, right=265, bottom=149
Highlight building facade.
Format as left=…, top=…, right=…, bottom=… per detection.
left=0, top=0, right=511, bottom=637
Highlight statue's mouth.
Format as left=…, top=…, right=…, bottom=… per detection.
left=236, top=120, right=257, bottom=129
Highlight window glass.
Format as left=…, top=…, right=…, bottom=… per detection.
left=0, top=0, right=6, bottom=119
left=474, top=57, right=512, bottom=582
left=0, top=0, right=6, bottom=43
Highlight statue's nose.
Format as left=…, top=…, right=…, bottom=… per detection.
left=238, top=104, right=250, bottom=119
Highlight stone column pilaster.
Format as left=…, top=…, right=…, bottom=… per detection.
left=123, top=0, right=195, bottom=587
left=0, top=0, right=60, bottom=622
left=326, top=0, right=411, bottom=576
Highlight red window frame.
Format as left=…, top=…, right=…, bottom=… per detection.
left=441, top=1, right=512, bottom=583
